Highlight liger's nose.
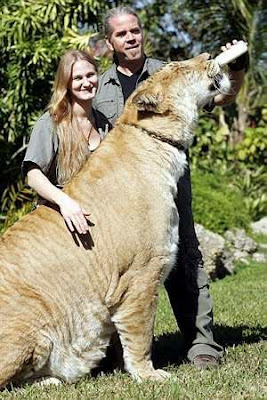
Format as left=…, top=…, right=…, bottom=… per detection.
left=198, top=52, right=211, bottom=61
left=216, top=73, right=224, bottom=83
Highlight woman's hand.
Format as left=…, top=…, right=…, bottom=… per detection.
left=57, top=193, right=89, bottom=234
left=27, top=168, right=89, bottom=234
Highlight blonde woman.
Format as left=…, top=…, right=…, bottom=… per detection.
left=23, top=50, right=111, bottom=235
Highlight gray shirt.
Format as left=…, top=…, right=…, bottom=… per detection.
left=22, top=109, right=111, bottom=186
left=93, top=57, right=163, bottom=125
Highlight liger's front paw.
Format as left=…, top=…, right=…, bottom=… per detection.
left=133, top=368, right=172, bottom=382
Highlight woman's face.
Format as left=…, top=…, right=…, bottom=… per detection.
left=69, top=60, right=98, bottom=103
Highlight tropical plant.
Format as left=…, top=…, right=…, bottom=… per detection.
left=1, top=0, right=265, bottom=232
left=183, top=0, right=266, bottom=142
left=191, top=169, right=251, bottom=234
left=233, top=166, right=267, bottom=220
left=127, top=0, right=196, bottom=61
left=0, top=0, right=112, bottom=195
left=0, top=0, right=116, bottom=227
left=236, top=126, right=267, bottom=166
left=0, top=178, right=36, bottom=233
left=191, top=113, right=231, bottom=172
left=190, top=115, right=266, bottom=222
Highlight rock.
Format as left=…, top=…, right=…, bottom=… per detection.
left=195, top=225, right=260, bottom=280
left=250, top=217, right=267, bottom=236
left=224, top=228, right=257, bottom=261
left=195, top=224, right=234, bottom=280
left=252, top=252, right=267, bottom=263
left=216, top=248, right=236, bottom=278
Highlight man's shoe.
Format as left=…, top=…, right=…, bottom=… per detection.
left=193, top=354, right=219, bottom=370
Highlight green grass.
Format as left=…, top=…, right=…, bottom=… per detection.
left=1, top=262, right=266, bottom=400
left=249, top=231, right=267, bottom=245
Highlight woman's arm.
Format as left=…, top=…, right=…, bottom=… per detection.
left=27, top=168, right=89, bottom=235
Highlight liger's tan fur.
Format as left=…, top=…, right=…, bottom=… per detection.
left=0, top=54, right=230, bottom=387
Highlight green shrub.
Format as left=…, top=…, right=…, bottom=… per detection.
left=191, top=114, right=228, bottom=171
left=191, top=114, right=267, bottom=171
left=233, top=165, right=267, bottom=221
left=0, top=179, right=36, bottom=235
left=0, top=201, right=34, bottom=235
left=190, top=113, right=266, bottom=223
left=191, top=169, right=251, bottom=234
left=236, top=126, right=267, bottom=166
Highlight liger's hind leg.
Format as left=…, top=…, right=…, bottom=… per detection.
left=0, top=327, right=34, bottom=388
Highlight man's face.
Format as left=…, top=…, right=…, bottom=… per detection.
left=106, top=14, right=144, bottom=63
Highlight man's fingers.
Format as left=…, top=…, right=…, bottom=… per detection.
left=221, top=40, right=239, bottom=52
left=221, top=43, right=231, bottom=51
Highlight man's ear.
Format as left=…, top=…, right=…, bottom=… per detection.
left=105, top=37, right=114, bottom=52
left=132, top=90, right=164, bottom=113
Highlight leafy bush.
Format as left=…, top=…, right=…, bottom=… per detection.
left=191, top=114, right=228, bottom=171
left=191, top=113, right=266, bottom=223
left=0, top=0, right=108, bottom=212
left=0, top=179, right=36, bottom=234
left=191, top=169, right=251, bottom=234
left=235, top=126, right=267, bottom=166
left=191, top=113, right=267, bottom=170
left=233, top=166, right=267, bottom=221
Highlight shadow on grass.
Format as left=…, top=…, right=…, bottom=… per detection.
left=152, top=323, right=267, bottom=369
left=214, top=323, right=267, bottom=347
left=152, top=331, right=186, bottom=368
left=4, top=324, right=266, bottom=390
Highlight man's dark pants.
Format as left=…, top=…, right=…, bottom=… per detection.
left=164, top=160, right=223, bottom=361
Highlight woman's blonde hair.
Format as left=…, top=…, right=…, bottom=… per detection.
left=49, top=50, right=98, bottom=185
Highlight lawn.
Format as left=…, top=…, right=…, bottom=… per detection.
left=1, top=261, right=266, bottom=400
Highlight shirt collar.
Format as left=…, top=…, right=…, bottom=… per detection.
left=104, top=56, right=150, bottom=86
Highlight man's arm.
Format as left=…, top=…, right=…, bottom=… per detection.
left=214, top=40, right=248, bottom=106
left=214, top=68, right=245, bottom=106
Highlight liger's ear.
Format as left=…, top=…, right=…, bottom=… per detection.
left=132, top=90, right=164, bottom=113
